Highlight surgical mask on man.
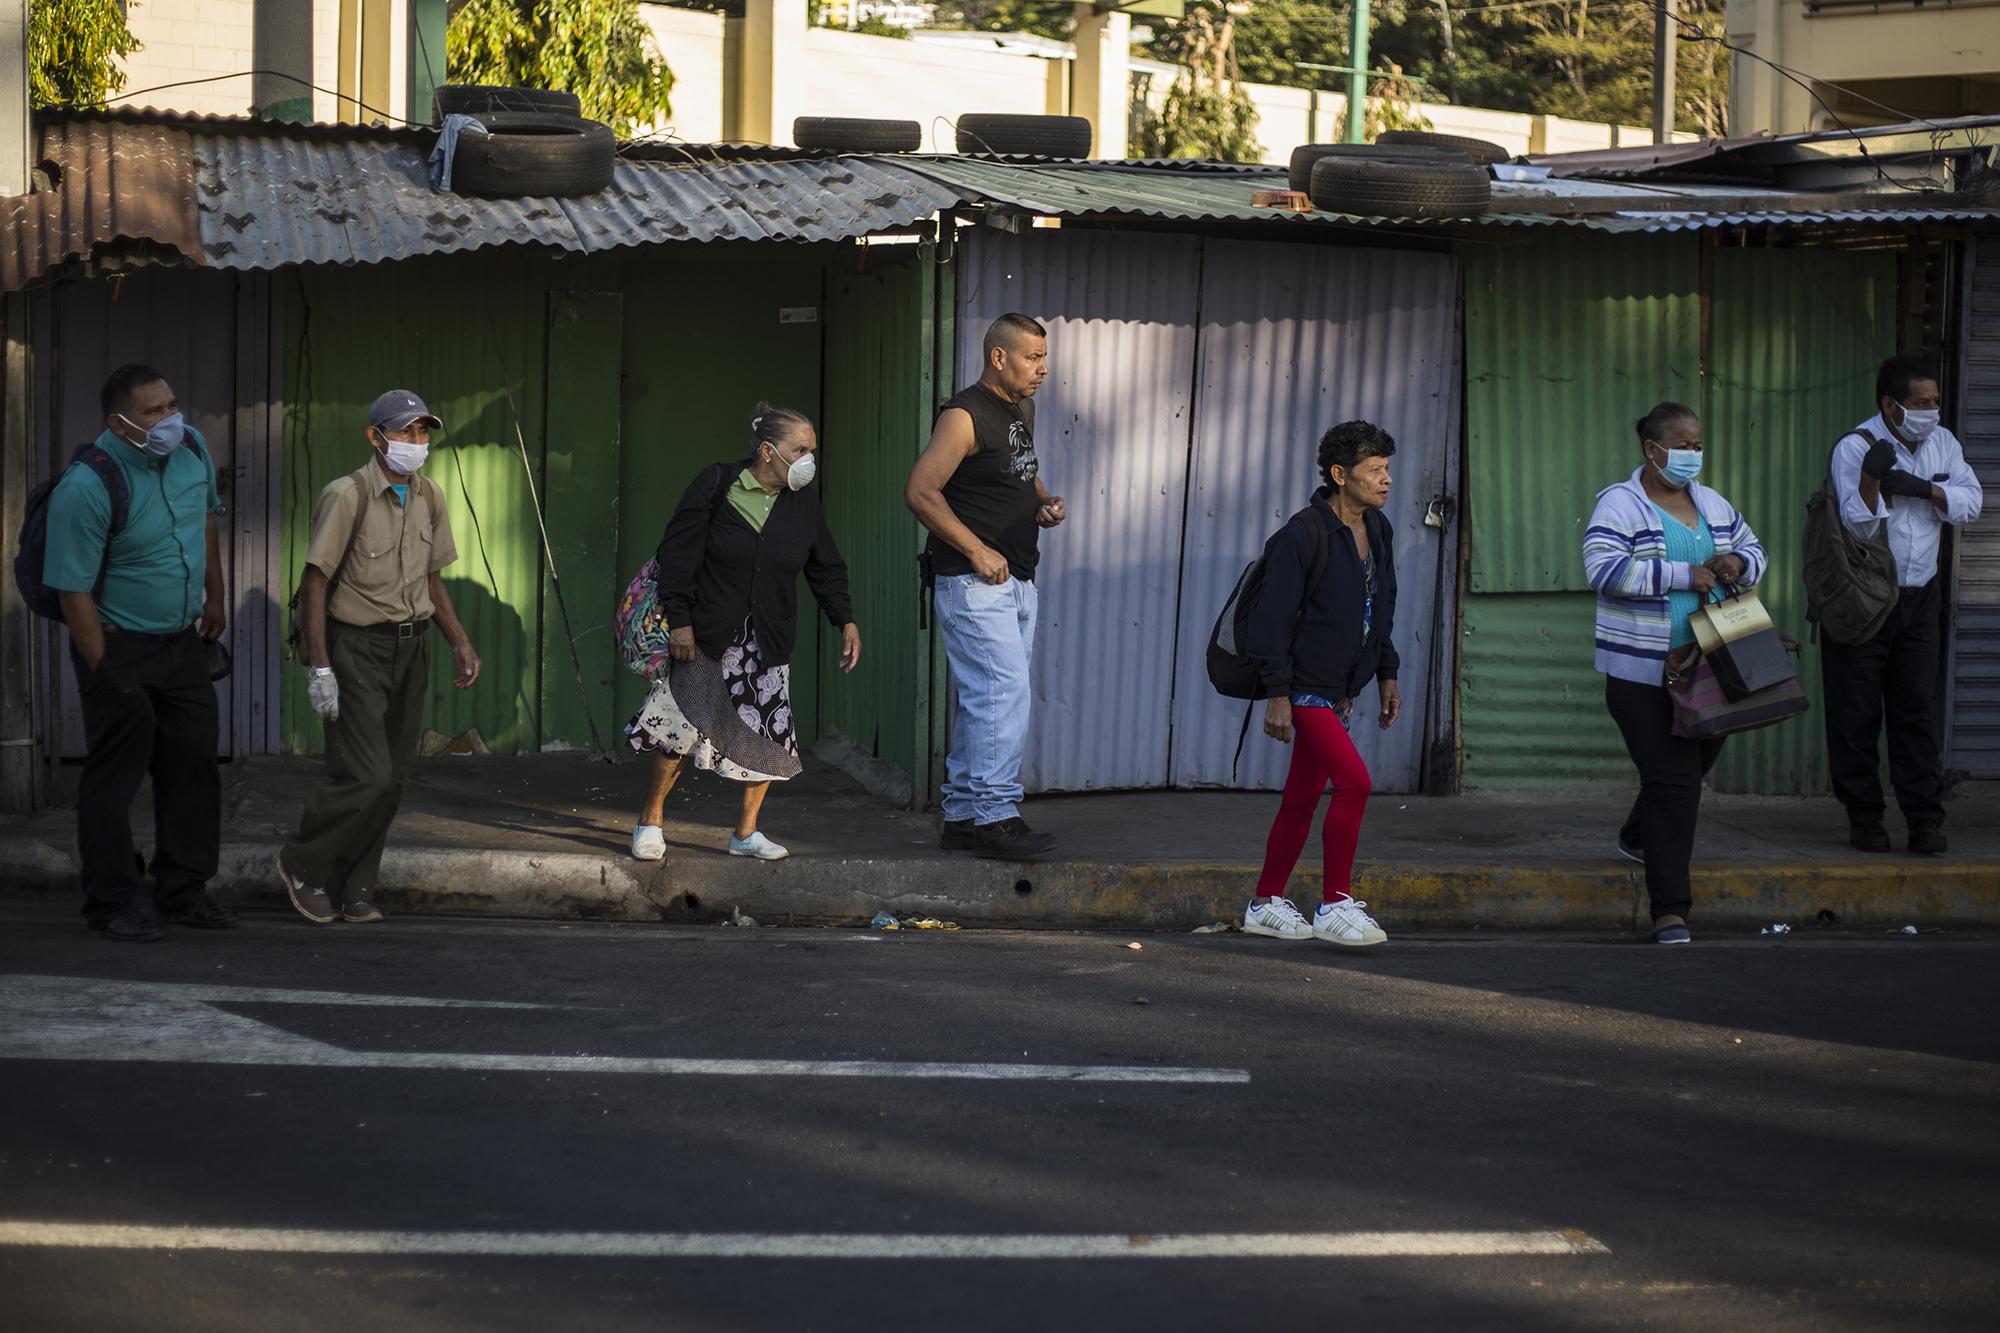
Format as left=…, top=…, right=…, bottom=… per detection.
left=119, top=411, right=185, bottom=459
left=1652, top=444, right=1702, bottom=489
left=1896, top=405, right=1940, bottom=445
left=771, top=442, right=816, bottom=491
left=377, top=431, right=431, bottom=475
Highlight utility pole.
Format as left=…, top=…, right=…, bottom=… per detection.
left=2, top=0, right=27, bottom=196
left=1652, top=0, right=1678, bottom=145
left=1347, top=0, right=1371, bottom=143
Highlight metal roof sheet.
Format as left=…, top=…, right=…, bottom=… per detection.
left=1, top=119, right=205, bottom=292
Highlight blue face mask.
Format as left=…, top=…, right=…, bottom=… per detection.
left=119, top=411, right=185, bottom=459
left=1652, top=444, right=1702, bottom=489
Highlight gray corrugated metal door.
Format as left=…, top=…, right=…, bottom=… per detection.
left=955, top=229, right=1202, bottom=791
left=1169, top=241, right=1461, bottom=792
left=1951, top=234, right=2000, bottom=777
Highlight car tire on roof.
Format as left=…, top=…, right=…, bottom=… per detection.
left=1287, top=142, right=1469, bottom=194
left=1377, top=129, right=1513, bottom=166
left=432, top=84, right=584, bottom=125
left=955, top=113, right=1094, bottom=159
left=1307, top=155, right=1493, bottom=219
left=793, top=116, right=923, bottom=153
left=447, top=112, right=617, bottom=199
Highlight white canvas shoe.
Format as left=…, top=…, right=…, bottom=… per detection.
left=1313, top=898, right=1388, bottom=947
left=1243, top=896, right=1313, bottom=940
left=631, top=824, right=666, bottom=862
left=729, top=831, right=790, bottom=861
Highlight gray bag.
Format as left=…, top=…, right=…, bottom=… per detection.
left=1802, top=431, right=1898, bottom=646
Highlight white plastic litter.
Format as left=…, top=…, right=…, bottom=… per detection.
left=1760, top=924, right=1791, bottom=936
left=1901, top=924, right=1919, bottom=935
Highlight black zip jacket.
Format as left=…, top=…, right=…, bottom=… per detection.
left=1245, top=489, right=1399, bottom=699
left=653, top=460, right=853, bottom=666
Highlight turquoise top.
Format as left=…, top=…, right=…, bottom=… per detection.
left=44, top=426, right=221, bottom=633
left=1650, top=501, right=1715, bottom=650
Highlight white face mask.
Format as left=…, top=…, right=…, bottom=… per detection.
left=1896, top=405, right=1940, bottom=444
left=377, top=431, right=430, bottom=475
left=771, top=442, right=816, bottom=491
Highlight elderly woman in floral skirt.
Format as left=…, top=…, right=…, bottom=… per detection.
left=627, top=404, right=860, bottom=862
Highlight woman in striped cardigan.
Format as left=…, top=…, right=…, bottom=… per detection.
left=1583, top=403, right=1767, bottom=944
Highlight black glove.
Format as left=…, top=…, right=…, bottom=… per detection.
left=1860, top=437, right=1897, bottom=481
left=1879, top=470, right=1934, bottom=500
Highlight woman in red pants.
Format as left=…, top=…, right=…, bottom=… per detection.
left=1243, top=420, right=1401, bottom=946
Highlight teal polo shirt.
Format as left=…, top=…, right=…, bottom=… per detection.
left=44, top=426, right=222, bottom=633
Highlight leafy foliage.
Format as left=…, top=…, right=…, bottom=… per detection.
left=1132, top=5, right=1260, bottom=163
left=447, top=0, right=675, bottom=136
left=29, top=0, right=141, bottom=109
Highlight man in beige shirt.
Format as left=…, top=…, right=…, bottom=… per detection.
left=277, top=390, right=481, bottom=924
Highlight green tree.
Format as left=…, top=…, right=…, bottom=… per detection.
left=1132, top=4, right=1259, bottom=162
left=29, top=0, right=142, bottom=108
left=447, top=0, right=674, bottom=136
left=931, top=2, right=1075, bottom=41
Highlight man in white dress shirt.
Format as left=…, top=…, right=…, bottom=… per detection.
left=1825, top=354, right=1984, bottom=855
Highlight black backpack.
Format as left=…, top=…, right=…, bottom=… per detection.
left=1206, top=504, right=1331, bottom=700
left=1801, top=431, right=1898, bottom=646
left=12, top=436, right=206, bottom=620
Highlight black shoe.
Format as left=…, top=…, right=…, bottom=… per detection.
left=1849, top=822, right=1891, bottom=854
left=89, top=908, right=165, bottom=943
left=973, top=818, right=1057, bottom=860
left=159, top=893, right=239, bottom=929
left=1909, top=823, right=1947, bottom=856
left=1616, top=838, right=1644, bottom=865
left=940, top=819, right=976, bottom=852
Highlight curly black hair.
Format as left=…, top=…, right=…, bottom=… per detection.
left=1316, top=420, right=1396, bottom=484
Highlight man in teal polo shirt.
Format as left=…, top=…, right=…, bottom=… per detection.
left=45, top=365, right=233, bottom=942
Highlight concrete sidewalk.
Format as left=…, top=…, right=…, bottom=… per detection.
left=1, top=754, right=1995, bottom=930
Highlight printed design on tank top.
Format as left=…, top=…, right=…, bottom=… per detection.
left=1005, top=418, right=1038, bottom=484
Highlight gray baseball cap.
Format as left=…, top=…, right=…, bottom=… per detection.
left=368, top=389, right=443, bottom=433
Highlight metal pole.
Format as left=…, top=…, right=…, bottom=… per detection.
left=1, top=292, right=39, bottom=812
left=1346, top=0, right=1372, bottom=143
left=1652, top=0, right=1679, bottom=145
left=1, top=0, right=29, bottom=196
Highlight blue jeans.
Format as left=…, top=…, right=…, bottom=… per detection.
left=934, top=573, right=1038, bottom=825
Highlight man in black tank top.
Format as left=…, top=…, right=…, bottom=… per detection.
left=906, top=313, right=1066, bottom=859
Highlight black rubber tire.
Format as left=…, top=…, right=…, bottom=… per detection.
left=432, top=84, right=583, bottom=125
left=1377, top=129, right=1513, bottom=166
left=793, top=116, right=922, bottom=153
left=955, top=113, right=1094, bottom=159
left=1287, top=142, right=1467, bottom=194
left=1308, top=155, right=1493, bottom=219
left=447, top=112, right=617, bottom=199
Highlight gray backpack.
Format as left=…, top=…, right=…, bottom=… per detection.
left=1802, top=431, right=1898, bottom=646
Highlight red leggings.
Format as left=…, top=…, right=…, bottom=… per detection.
left=1255, top=704, right=1373, bottom=902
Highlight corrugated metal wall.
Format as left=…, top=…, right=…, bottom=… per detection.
left=956, top=228, right=1203, bottom=792
left=1706, top=246, right=1895, bottom=792
left=614, top=243, right=829, bottom=746
left=1459, top=239, right=1895, bottom=793
left=282, top=251, right=555, bottom=755
left=819, top=242, right=937, bottom=779
left=1170, top=239, right=1461, bottom=793
left=1951, top=233, right=2000, bottom=777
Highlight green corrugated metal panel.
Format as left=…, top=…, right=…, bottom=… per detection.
left=817, top=244, right=935, bottom=778
left=1703, top=246, right=1896, bottom=793
left=1459, top=592, right=1633, bottom=790
left=1464, top=235, right=1700, bottom=593
left=282, top=251, right=554, bottom=755
left=613, top=244, right=828, bottom=744
left=540, top=285, right=625, bottom=751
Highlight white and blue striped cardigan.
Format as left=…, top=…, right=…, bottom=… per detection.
left=1582, top=468, right=1768, bottom=686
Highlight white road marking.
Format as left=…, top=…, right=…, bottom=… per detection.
left=0, top=1222, right=1608, bottom=1259
left=0, top=975, right=1247, bottom=1085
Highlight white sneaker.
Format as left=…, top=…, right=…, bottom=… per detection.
left=1313, top=898, right=1387, bottom=947
left=631, top=824, right=666, bottom=862
left=729, top=831, right=790, bottom=861
left=1243, top=896, right=1313, bottom=940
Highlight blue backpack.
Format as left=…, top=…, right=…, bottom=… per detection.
left=13, top=434, right=207, bottom=620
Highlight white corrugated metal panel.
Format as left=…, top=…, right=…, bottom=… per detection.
left=1168, top=241, right=1461, bottom=793
left=1951, top=234, right=2000, bottom=777
left=955, top=229, right=1202, bottom=792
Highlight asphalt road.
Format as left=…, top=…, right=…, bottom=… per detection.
left=2, top=901, right=1996, bottom=1332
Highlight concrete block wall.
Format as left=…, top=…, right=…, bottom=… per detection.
left=110, top=0, right=260, bottom=117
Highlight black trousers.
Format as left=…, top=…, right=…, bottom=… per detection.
left=71, top=628, right=221, bottom=924
left=1821, top=578, right=1944, bottom=828
left=1607, top=677, right=1724, bottom=922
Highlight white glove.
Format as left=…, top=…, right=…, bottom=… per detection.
left=308, top=668, right=340, bottom=722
